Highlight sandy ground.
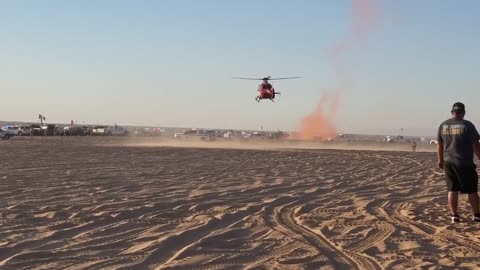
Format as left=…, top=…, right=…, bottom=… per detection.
left=1, top=137, right=480, bottom=269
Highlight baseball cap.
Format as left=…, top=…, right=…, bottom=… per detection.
left=451, top=102, right=465, bottom=113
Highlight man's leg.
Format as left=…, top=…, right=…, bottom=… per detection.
left=449, top=191, right=459, bottom=216
left=468, top=192, right=480, bottom=214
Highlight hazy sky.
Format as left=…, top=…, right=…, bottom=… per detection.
left=1, top=0, right=479, bottom=136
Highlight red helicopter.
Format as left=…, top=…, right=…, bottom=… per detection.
left=233, top=76, right=300, bottom=102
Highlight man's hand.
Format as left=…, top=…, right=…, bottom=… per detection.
left=437, top=160, right=444, bottom=170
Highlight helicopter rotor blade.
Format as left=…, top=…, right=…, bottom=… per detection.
left=233, top=76, right=300, bottom=81
left=267, top=77, right=301, bottom=80
left=232, top=77, right=264, bottom=80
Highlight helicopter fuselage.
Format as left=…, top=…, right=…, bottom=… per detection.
left=256, top=82, right=278, bottom=102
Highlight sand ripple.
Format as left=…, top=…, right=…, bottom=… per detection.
left=1, top=138, right=480, bottom=269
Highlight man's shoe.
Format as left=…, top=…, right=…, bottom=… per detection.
left=451, top=214, right=460, bottom=223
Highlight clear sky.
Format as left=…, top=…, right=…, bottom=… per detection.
left=1, top=0, right=479, bottom=136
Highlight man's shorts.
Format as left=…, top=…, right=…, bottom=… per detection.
left=444, top=163, right=478, bottom=193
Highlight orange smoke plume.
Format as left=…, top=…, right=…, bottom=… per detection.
left=298, top=95, right=339, bottom=140
left=298, top=0, right=381, bottom=140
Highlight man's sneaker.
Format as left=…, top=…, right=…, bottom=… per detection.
left=473, top=213, right=480, bottom=222
left=451, top=215, right=460, bottom=223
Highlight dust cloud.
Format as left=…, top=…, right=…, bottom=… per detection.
left=298, top=0, right=382, bottom=140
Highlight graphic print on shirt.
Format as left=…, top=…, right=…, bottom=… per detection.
left=442, top=124, right=465, bottom=135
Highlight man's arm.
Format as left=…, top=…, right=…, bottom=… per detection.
left=470, top=123, right=480, bottom=160
left=437, top=141, right=444, bottom=169
left=473, top=141, right=480, bottom=160
left=436, top=123, right=444, bottom=169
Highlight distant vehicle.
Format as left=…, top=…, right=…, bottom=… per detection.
left=252, top=132, right=263, bottom=137
left=199, top=129, right=216, bottom=141
left=105, top=126, right=129, bottom=136
left=41, top=124, right=58, bottom=136
left=148, top=127, right=164, bottom=136
left=19, top=125, right=32, bottom=136
left=183, top=129, right=198, bottom=136
left=384, top=135, right=406, bottom=143
left=1, top=125, right=29, bottom=136
left=174, top=132, right=186, bottom=138
left=385, top=136, right=395, bottom=143
left=174, top=128, right=216, bottom=141
left=243, top=131, right=265, bottom=140
left=91, top=126, right=106, bottom=136
left=0, top=130, right=13, bottom=140
left=268, top=131, right=288, bottom=140
left=134, top=127, right=164, bottom=136
left=223, top=130, right=236, bottom=139
left=174, top=128, right=199, bottom=139
left=30, top=124, right=43, bottom=136
left=63, top=126, right=88, bottom=136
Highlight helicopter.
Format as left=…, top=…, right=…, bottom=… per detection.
left=233, top=76, right=300, bottom=102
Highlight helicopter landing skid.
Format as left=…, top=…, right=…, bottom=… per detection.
left=255, top=96, right=275, bottom=102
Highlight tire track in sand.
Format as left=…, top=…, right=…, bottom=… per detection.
left=268, top=198, right=382, bottom=270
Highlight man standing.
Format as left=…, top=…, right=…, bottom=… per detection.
left=437, top=102, right=480, bottom=223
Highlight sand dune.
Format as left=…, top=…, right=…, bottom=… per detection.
left=1, top=137, right=479, bottom=269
